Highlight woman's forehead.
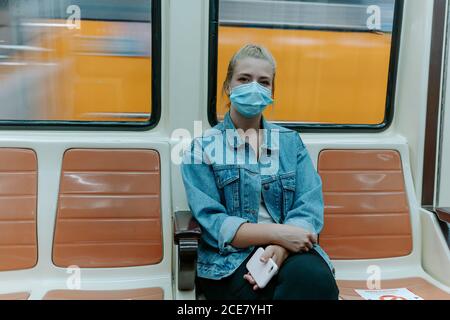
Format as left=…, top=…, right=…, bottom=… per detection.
left=234, top=57, right=273, bottom=78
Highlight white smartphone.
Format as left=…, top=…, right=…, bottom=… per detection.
left=246, top=247, right=279, bottom=289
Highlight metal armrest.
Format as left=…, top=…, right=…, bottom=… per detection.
left=174, top=211, right=202, bottom=291
left=424, top=206, right=450, bottom=249
left=436, top=208, right=450, bottom=224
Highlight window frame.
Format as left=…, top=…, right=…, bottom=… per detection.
left=207, top=0, right=404, bottom=133
left=423, top=0, right=447, bottom=208
left=0, top=0, right=161, bottom=131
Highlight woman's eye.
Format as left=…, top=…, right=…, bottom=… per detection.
left=239, top=78, right=250, bottom=83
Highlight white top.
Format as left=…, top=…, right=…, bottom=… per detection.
left=258, top=194, right=275, bottom=224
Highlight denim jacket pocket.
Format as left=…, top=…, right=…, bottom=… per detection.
left=280, top=172, right=296, bottom=216
left=214, top=167, right=240, bottom=214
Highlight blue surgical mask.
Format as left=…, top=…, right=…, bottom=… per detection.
left=230, top=81, right=274, bottom=118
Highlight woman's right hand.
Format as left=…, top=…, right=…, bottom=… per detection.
left=271, top=224, right=318, bottom=253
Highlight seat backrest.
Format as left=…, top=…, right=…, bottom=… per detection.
left=318, top=150, right=413, bottom=260
left=0, top=149, right=37, bottom=271
left=52, top=149, right=163, bottom=268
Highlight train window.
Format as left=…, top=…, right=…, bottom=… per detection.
left=0, top=0, right=161, bottom=129
left=208, top=0, right=403, bottom=131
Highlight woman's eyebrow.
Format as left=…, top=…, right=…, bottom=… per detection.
left=236, top=73, right=252, bottom=77
left=236, top=73, right=271, bottom=80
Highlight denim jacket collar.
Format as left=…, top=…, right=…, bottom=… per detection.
left=223, top=112, right=279, bottom=151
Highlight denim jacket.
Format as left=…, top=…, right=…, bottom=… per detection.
left=181, top=112, right=334, bottom=280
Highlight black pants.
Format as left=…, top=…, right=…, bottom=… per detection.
left=196, top=248, right=339, bottom=300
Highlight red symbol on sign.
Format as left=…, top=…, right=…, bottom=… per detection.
left=379, top=295, right=407, bottom=300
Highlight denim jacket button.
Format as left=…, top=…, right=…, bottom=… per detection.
left=264, top=184, right=270, bottom=191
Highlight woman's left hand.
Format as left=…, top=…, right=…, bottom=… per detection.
left=243, top=245, right=289, bottom=291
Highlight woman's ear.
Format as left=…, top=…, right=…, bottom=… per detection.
left=272, top=75, right=276, bottom=97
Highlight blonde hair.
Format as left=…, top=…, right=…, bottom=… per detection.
left=222, top=44, right=277, bottom=108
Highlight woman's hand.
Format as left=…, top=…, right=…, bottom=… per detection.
left=243, top=245, right=289, bottom=291
left=262, top=244, right=290, bottom=268
left=271, top=224, right=318, bottom=253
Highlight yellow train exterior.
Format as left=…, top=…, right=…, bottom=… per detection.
left=53, top=20, right=151, bottom=122
left=216, top=27, right=392, bottom=125
left=14, top=24, right=391, bottom=124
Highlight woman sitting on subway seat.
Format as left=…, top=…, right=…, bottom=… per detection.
left=181, top=44, right=339, bottom=300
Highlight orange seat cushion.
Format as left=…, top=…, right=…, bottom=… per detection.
left=0, top=149, right=38, bottom=271
left=0, top=292, right=30, bottom=300
left=43, top=287, right=163, bottom=300
left=318, top=150, right=413, bottom=259
left=52, top=149, right=163, bottom=268
left=338, top=278, right=450, bottom=300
